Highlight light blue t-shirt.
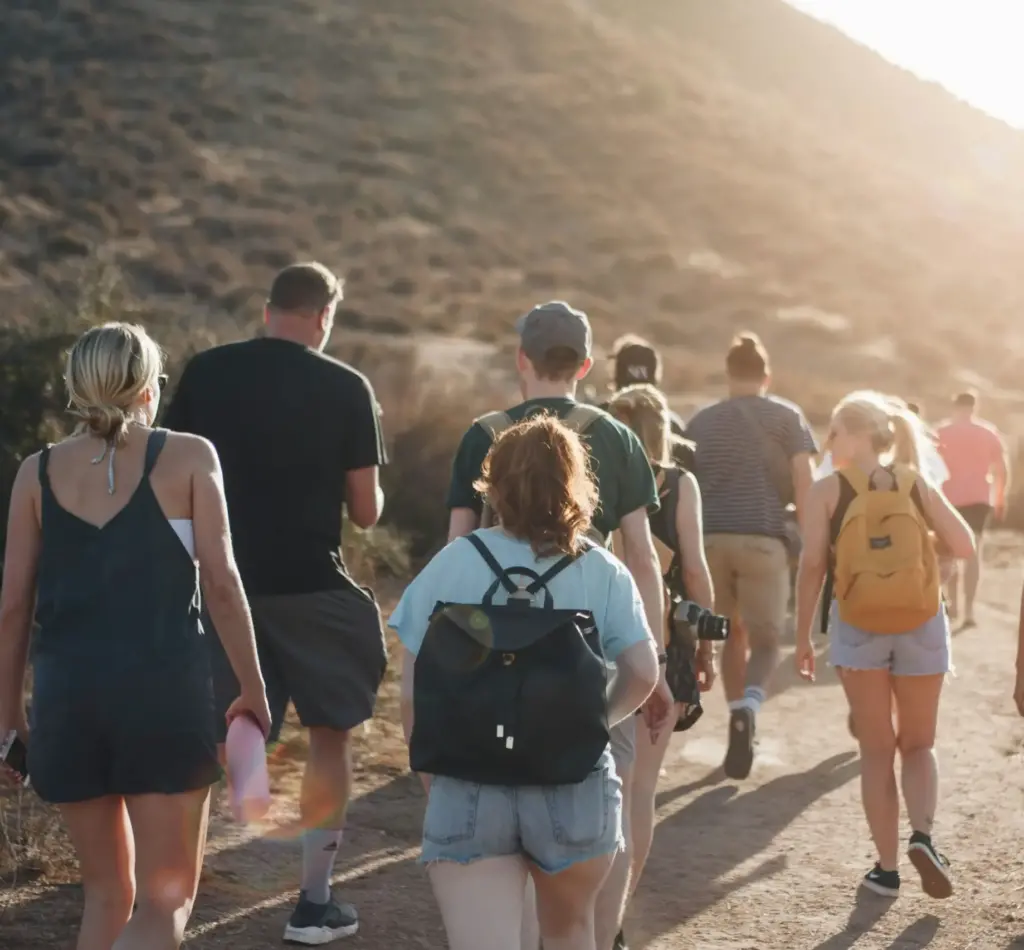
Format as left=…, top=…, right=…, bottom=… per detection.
left=388, top=529, right=653, bottom=661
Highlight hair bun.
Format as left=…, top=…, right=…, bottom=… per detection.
left=77, top=405, right=129, bottom=443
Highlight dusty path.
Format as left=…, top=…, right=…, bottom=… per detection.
left=4, top=535, right=1024, bottom=949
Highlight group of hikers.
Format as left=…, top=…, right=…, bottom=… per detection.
left=0, top=260, right=1016, bottom=950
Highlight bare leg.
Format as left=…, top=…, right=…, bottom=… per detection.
left=594, top=761, right=632, bottom=950
left=430, top=857, right=528, bottom=950
left=891, top=674, right=944, bottom=836
left=627, top=715, right=674, bottom=899
left=962, top=543, right=982, bottom=624
left=520, top=878, right=541, bottom=950
left=114, top=787, right=211, bottom=949
left=534, top=852, right=615, bottom=950
left=839, top=669, right=899, bottom=871
left=60, top=797, right=136, bottom=950
left=302, top=726, right=352, bottom=830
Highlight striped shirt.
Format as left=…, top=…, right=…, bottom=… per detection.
left=686, top=394, right=818, bottom=540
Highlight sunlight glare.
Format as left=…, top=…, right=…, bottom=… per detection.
left=787, top=0, right=1024, bottom=129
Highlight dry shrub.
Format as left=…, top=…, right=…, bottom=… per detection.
left=334, top=339, right=514, bottom=561
left=0, top=789, right=74, bottom=886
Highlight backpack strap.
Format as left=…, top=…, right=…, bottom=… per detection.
left=475, top=411, right=515, bottom=442
left=465, top=533, right=518, bottom=596
left=892, top=465, right=918, bottom=498
left=527, top=545, right=588, bottom=594
left=562, top=404, right=604, bottom=435
left=837, top=465, right=871, bottom=496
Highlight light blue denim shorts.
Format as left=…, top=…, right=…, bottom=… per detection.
left=828, top=604, right=952, bottom=676
left=420, top=754, right=624, bottom=874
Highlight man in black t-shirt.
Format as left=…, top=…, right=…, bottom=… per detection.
left=164, top=262, right=387, bottom=945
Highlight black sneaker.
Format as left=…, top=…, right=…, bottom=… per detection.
left=724, top=708, right=755, bottom=779
left=861, top=863, right=900, bottom=898
left=613, top=928, right=629, bottom=950
left=908, top=832, right=953, bottom=899
left=283, top=892, right=359, bottom=945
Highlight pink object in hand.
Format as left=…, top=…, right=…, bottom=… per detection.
left=225, top=714, right=271, bottom=823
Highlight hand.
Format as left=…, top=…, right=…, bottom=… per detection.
left=795, top=635, right=816, bottom=683
left=642, top=672, right=675, bottom=741
left=696, top=646, right=717, bottom=692
left=226, top=685, right=272, bottom=741
left=1014, top=668, right=1024, bottom=718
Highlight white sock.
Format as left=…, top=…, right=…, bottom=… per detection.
left=743, top=686, right=767, bottom=717
left=728, top=699, right=749, bottom=712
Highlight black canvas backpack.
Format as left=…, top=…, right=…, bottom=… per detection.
left=409, top=533, right=609, bottom=786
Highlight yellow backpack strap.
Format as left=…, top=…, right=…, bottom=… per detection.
left=892, top=465, right=918, bottom=498
left=563, top=404, right=605, bottom=434
left=475, top=410, right=515, bottom=442
left=837, top=465, right=871, bottom=497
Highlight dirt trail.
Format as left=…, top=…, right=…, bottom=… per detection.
left=4, top=536, right=1024, bottom=949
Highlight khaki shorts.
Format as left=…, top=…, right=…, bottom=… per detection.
left=704, top=534, right=789, bottom=647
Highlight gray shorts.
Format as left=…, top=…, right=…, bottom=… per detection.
left=828, top=604, right=951, bottom=677
left=420, top=759, right=624, bottom=873
left=208, top=581, right=388, bottom=742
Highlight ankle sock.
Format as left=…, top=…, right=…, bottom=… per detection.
left=301, top=829, right=343, bottom=904
left=728, top=687, right=767, bottom=716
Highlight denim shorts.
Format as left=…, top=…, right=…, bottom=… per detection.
left=828, top=604, right=951, bottom=677
left=420, top=758, right=624, bottom=874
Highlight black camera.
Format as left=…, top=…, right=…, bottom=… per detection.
left=672, top=599, right=730, bottom=641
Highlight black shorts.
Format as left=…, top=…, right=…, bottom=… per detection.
left=955, top=503, right=992, bottom=537
left=207, top=582, right=388, bottom=743
left=29, top=655, right=221, bottom=804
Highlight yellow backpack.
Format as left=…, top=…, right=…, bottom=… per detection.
left=833, top=464, right=940, bottom=634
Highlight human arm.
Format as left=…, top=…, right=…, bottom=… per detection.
left=992, top=432, right=1010, bottom=521
left=618, top=509, right=670, bottom=733
left=389, top=550, right=454, bottom=791
left=0, top=458, right=41, bottom=742
left=343, top=376, right=388, bottom=529
left=399, top=646, right=431, bottom=792
left=190, top=438, right=271, bottom=737
left=787, top=407, right=819, bottom=526
left=601, top=563, right=660, bottom=726
left=919, top=477, right=975, bottom=561
left=674, top=472, right=716, bottom=688
left=446, top=424, right=488, bottom=541
left=794, top=477, right=833, bottom=682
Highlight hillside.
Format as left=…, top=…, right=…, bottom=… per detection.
left=3, top=0, right=1024, bottom=421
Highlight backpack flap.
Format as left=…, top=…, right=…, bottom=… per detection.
left=834, top=465, right=940, bottom=635
left=431, top=601, right=600, bottom=654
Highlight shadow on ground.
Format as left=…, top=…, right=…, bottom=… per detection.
left=1, top=771, right=442, bottom=950
left=631, top=751, right=861, bottom=949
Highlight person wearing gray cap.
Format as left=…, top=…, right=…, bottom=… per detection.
left=447, top=301, right=671, bottom=950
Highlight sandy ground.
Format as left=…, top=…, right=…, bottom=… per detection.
left=3, top=534, right=1024, bottom=949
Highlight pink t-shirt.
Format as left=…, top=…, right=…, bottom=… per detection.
left=936, top=418, right=1005, bottom=508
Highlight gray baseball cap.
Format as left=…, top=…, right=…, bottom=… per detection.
left=515, top=301, right=593, bottom=362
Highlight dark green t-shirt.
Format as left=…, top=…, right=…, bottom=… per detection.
left=447, top=397, right=659, bottom=538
